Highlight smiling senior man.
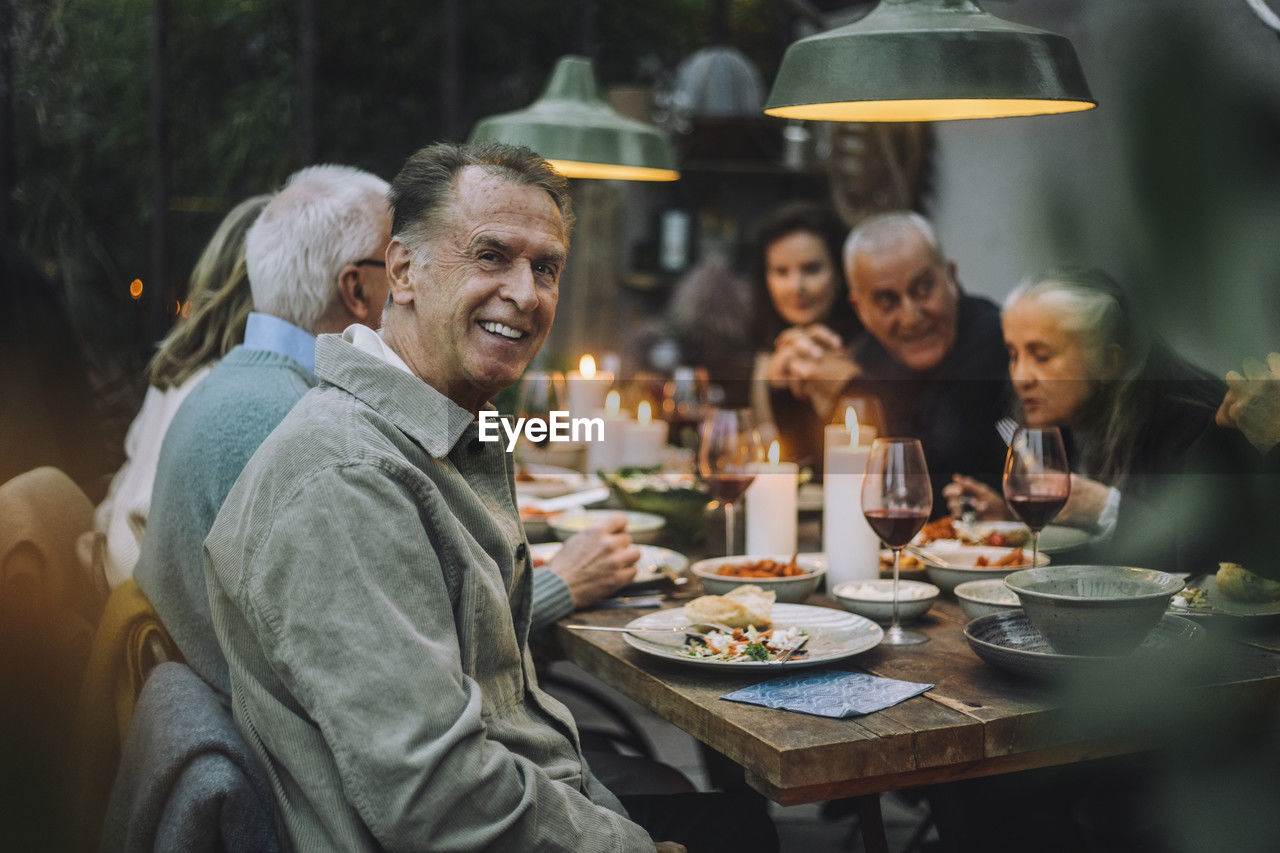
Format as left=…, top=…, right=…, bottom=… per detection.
left=204, top=143, right=772, bottom=853
left=780, top=211, right=1010, bottom=512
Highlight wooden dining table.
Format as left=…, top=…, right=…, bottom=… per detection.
left=552, top=581, right=1280, bottom=850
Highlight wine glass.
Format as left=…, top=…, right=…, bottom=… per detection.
left=862, top=438, right=933, bottom=646
left=698, top=409, right=762, bottom=556
left=1002, top=426, right=1071, bottom=569
left=515, top=370, right=566, bottom=465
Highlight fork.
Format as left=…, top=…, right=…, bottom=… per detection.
left=996, top=417, right=1018, bottom=446
left=564, top=622, right=736, bottom=636
left=773, top=634, right=810, bottom=664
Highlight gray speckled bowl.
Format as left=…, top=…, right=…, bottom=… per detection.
left=964, top=611, right=1202, bottom=679
left=954, top=579, right=1022, bottom=620
left=1003, top=565, right=1184, bottom=656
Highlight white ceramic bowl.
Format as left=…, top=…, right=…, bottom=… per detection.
left=954, top=579, right=1022, bottom=620
left=832, top=579, right=939, bottom=623
left=690, top=554, right=826, bottom=604
left=550, top=509, right=667, bottom=545
left=1004, top=565, right=1185, bottom=656
left=918, top=542, right=1050, bottom=593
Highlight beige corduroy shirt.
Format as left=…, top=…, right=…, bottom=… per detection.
left=204, top=330, right=651, bottom=851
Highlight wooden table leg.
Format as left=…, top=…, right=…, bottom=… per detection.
left=856, top=794, right=889, bottom=853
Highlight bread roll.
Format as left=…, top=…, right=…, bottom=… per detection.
left=683, top=584, right=776, bottom=629
left=1216, top=562, right=1280, bottom=603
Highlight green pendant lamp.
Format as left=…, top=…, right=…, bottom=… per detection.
left=469, top=55, right=679, bottom=181
left=764, top=0, right=1095, bottom=122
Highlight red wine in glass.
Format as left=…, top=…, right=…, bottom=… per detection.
left=698, top=409, right=761, bottom=556
left=1002, top=426, right=1071, bottom=569
left=704, top=473, right=756, bottom=504
left=864, top=508, right=932, bottom=549
left=862, top=438, right=932, bottom=646
left=1006, top=495, right=1068, bottom=532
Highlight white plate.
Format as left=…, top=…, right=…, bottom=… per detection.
left=621, top=603, right=883, bottom=671
left=917, top=521, right=1093, bottom=555
left=1170, top=573, right=1280, bottom=620
left=1036, top=524, right=1094, bottom=554
left=551, top=509, right=667, bottom=544
left=514, top=463, right=590, bottom=498
left=528, top=542, right=688, bottom=586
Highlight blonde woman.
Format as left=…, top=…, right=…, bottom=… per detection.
left=90, top=194, right=271, bottom=587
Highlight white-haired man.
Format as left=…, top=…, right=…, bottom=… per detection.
left=134, top=165, right=392, bottom=697
left=781, top=211, right=1009, bottom=511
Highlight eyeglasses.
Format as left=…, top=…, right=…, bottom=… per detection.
left=353, top=258, right=385, bottom=268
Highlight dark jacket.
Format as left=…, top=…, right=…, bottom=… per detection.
left=846, top=295, right=1010, bottom=516
left=1072, top=384, right=1277, bottom=578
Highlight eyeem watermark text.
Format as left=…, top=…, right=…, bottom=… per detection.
left=478, top=411, right=604, bottom=452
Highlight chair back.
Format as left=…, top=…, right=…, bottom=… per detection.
left=0, top=467, right=103, bottom=848
left=66, top=579, right=180, bottom=852
left=100, top=661, right=280, bottom=852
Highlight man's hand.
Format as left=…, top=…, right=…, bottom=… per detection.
left=655, top=843, right=688, bottom=853
left=546, top=513, right=640, bottom=608
left=1216, top=352, right=1280, bottom=455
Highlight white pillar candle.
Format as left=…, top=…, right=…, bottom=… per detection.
left=620, top=401, right=669, bottom=469
left=746, top=441, right=798, bottom=555
left=823, top=408, right=880, bottom=594
left=566, top=354, right=613, bottom=418
left=585, top=390, right=631, bottom=476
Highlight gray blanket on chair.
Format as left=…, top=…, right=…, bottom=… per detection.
left=101, top=661, right=280, bottom=852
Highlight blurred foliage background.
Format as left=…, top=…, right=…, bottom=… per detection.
left=5, top=0, right=804, bottom=370
left=2, top=0, right=817, bottom=474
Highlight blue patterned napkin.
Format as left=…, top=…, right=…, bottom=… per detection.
left=722, top=670, right=932, bottom=718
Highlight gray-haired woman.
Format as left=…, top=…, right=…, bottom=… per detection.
left=945, top=267, right=1272, bottom=577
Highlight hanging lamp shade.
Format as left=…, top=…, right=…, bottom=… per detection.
left=469, top=55, right=679, bottom=181
left=672, top=45, right=765, bottom=118
left=764, top=0, right=1096, bottom=122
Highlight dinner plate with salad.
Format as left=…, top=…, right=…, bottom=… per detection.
left=620, top=603, right=883, bottom=671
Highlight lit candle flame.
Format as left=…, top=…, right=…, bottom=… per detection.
left=768, top=440, right=781, bottom=467
left=605, top=390, right=620, bottom=416
left=579, top=354, right=596, bottom=379
left=845, top=406, right=860, bottom=447
left=637, top=400, right=652, bottom=425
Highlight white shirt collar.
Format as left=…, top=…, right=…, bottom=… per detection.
left=341, top=324, right=416, bottom=377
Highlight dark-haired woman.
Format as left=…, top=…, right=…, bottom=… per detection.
left=748, top=202, right=863, bottom=471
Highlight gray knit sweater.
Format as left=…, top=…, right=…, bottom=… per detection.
left=135, top=346, right=315, bottom=696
